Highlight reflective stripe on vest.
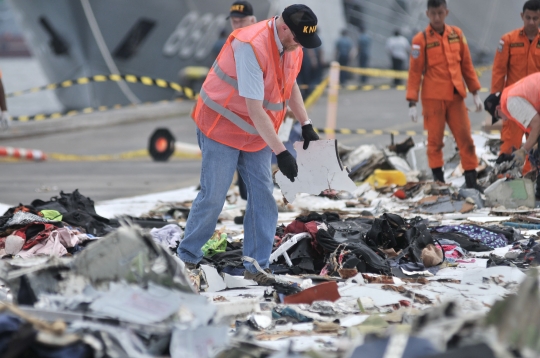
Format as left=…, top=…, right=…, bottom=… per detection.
left=212, top=61, right=238, bottom=90
left=212, top=61, right=287, bottom=112
left=199, top=89, right=259, bottom=135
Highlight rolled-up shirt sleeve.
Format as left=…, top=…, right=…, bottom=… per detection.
left=232, top=39, right=264, bottom=100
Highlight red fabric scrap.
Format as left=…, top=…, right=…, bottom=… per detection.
left=21, top=224, right=56, bottom=250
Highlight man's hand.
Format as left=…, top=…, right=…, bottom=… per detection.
left=301, top=124, right=319, bottom=150
left=409, top=106, right=418, bottom=123
left=276, top=150, right=298, bottom=182
left=512, top=147, right=527, bottom=168
left=473, top=93, right=484, bottom=112
left=0, top=111, right=11, bottom=130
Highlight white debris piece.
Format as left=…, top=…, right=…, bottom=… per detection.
left=200, top=265, right=227, bottom=292
left=339, top=315, right=370, bottom=327
left=170, top=325, right=229, bottom=358
left=460, top=266, right=527, bottom=285
left=275, top=140, right=357, bottom=203
left=223, top=273, right=257, bottom=289
left=89, top=282, right=184, bottom=324
left=485, top=178, right=536, bottom=208
left=338, top=285, right=410, bottom=307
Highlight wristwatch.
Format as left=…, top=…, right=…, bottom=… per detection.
left=302, top=119, right=312, bottom=126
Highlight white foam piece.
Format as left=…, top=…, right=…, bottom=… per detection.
left=0, top=203, right=11, bottom=214
left=95, top=186, right=199, bottom=218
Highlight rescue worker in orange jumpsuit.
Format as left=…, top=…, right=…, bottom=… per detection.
left=485, top=73, right=540, bottom=196
left=407, top=0, right=484, bottom=190
left=491, top=0, right=540, bottom=173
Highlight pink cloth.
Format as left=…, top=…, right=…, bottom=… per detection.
left=437, top=244, right=463, bottom=259
left=18, top=228, right=81, bottom=259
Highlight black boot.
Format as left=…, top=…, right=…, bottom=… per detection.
left=432, top=167, right=445, bottom=183
left=536, top=177, right=540, bottom=199
left=464, top=170, right=483, bottom=193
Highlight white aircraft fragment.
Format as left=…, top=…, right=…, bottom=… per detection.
left=275, top=140, right=357, bottom=203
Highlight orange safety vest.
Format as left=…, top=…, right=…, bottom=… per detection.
left=407, top=24, right=480, bottom=102
left=500, top=72, right=540, bottom=133
left=491, top=28, right=540, bottom=93
left=192, top=19, right=302, bottom=152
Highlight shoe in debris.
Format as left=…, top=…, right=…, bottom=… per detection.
left=244, top=269, right=276, bottom=286
left=184, top=262, right=200, bottom=271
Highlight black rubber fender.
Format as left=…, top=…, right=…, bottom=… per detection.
left=148, top=128, right=175, bottom=161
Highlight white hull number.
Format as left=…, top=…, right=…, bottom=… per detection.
left=163, top=11, right=227, bottom=60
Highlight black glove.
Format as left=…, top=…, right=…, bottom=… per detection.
left=301, top=124, right=319, bottom=150
left=495, top=153, right=513, bottom=164
left=276, top=150, right=298, bottom=182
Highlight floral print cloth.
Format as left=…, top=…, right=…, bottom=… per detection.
left=434, top=225, right=507, bottom=249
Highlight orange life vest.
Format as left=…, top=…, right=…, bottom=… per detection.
left=192, top=19, right=303, bottom=152
left=501, top=72, right=540, bottom=133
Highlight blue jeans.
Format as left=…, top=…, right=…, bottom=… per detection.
left=359, top=53, right=370, bottom=83
left=178, top=129, right=277, bottom=274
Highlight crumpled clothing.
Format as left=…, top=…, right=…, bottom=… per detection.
left=55, top=227, right=83, bottom=248
left=437, top=244, right=466, bottom=259
left=150, top=224, right=183, bottom=248
left=438, top=239, right=461, bottom=246
left=0, top=211, right=57, bottom=230
left=283, top=220, right=324, bottom=256
left=17, top=228, right=81, bottom=258
left=434, top=225, right=507, bottom=249
left=19, top=224, right=57, bottom=250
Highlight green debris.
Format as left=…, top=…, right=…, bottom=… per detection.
left=202, top=232, right=228, bottom=257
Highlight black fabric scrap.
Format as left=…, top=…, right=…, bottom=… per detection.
left=295, top=211, right=340, bottom=224
left=431, top=232, right=493, bottom=252
left=31, top=189, right=119, bottom=236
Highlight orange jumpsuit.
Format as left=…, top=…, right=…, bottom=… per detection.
left=491, top=28, right=540, bottom=173
left=407, top=25, right=481, bottom=171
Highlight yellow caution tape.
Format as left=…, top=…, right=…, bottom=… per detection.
left=314, top=127, right=500, bottom=136
left=339, top=64, right=492, bottom=79
left=8, top=125, right=499, bottom=163
left=11, top=98, right=186, bottom=122
left=340, top=66, right=409, bottom=79
left=7, top=74, right=198, bottom=100
left=47, top=149, right=200, bottom=162
left=8, top=62, right=493, bottom=122
left=299, top=83, right=490, bottom=93
left=304, top=77, right=329, bottom=110
left=43, top=127, right=499, bottom=162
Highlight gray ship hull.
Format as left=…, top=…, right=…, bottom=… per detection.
left=8, top=0, right=276, bottom=110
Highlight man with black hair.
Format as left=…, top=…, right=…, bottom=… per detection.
left=491, top=0, right=540, bottom=174
left=406, top=0, right=483, bottom=190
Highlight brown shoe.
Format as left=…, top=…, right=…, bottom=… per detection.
left=244, top=268, right=276, bottom=286
left=184, top=262, right=199, bottom=270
